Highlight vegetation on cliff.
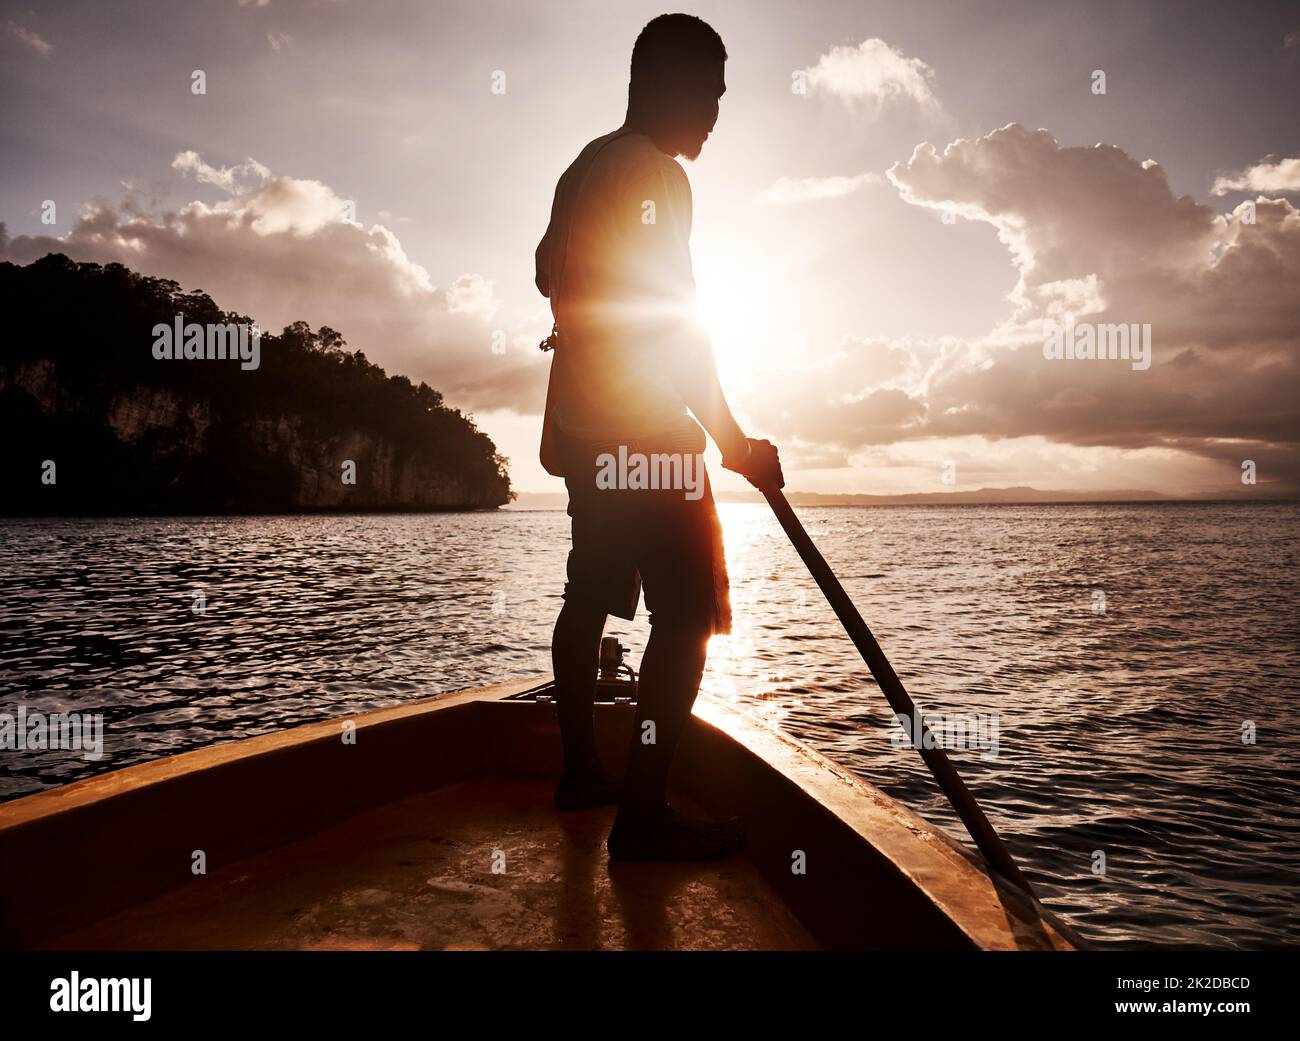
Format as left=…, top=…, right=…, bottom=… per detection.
left=0, top=253, right=512, bottom=514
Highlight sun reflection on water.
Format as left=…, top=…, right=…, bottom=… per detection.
left=702, top=503, right=800, bottom=728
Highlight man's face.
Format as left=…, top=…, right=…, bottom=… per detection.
left=669, top=59, right=726, bottom=161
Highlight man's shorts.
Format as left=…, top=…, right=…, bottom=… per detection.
left=560, top=430, right=732, bottom=635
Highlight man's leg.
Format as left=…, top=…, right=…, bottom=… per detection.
left=618, top=616, right=708, bottom=814
left=552, top=460, right=639, bottom=810
left=607, top=467, right=742, bottom=860
left=551, top=596, right=607, bottom=781
left=607, top=612, right=742, bottom=859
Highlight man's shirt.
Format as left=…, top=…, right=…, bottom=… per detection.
left=536, top=130, right=706, bottom=441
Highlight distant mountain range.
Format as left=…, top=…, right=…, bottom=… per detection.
left=506, top=484, right=1299, bottom=510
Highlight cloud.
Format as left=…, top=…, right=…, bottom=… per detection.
left=4, top=19, right=52, bottom=56
left=755, top=172, right=879, bottom=205
left=267, top=31, right=291, bottom=53
left=172, top=151, right=273, bottom=193
left=748, top=335, right=928, bottom=445
left=800, top=38, right=940, bottom=113
left=887, top=124, right=1298, bottom=344
left=751, top=124, right=1300, bottom=484
left=1211, top=155, right=1300, bottom=195
left=888, top=126, right=1219, bottom=297
left=0, top=153, right=544, bottom=413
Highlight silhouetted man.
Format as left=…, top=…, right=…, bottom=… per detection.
left=535, top=14, right=783, bottom=861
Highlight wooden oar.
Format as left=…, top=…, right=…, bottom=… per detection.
left=760, top=485, right=1039, bottom=901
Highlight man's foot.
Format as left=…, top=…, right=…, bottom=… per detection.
left=607, top=806, right=744, bottom=862
left=554, top=769, right=623, bottom=811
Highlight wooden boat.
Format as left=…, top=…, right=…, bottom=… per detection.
left=0, top=677, right=1081, bottom=950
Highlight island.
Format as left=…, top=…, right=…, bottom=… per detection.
left=0, top=253, right=512, bottom=514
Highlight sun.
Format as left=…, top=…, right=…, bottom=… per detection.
left=694, top=268, right=758, bottom=377
left=695, top=278, right=740, bottom=343
left=691, top=241, right=797, bottom=386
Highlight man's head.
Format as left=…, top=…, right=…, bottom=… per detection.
left=628, top=13, right=727, bottom=160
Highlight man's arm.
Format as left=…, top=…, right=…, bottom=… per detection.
left=665, top=323, right=747, bottom=463
left=627, top=161, right=781, bottom=486
left=666, top=318, right=783, bottom=488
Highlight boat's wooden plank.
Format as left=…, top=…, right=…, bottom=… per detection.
left=41, top=776, right=818, bottom=951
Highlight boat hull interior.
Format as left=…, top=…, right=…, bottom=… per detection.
left=0, top=677, right=1078, bottom=951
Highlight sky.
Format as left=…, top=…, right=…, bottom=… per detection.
left=2, top=0, right=1298, bottom=496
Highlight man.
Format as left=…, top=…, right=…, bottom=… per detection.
left=535, top=13, right=783, bottom=861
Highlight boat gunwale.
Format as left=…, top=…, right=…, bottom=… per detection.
left=0, top=676, right=532, bottom=830
left=684, top=696, right=1081, bottom=950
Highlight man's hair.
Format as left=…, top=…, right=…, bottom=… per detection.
left=630, top=13, right=727, bottom=94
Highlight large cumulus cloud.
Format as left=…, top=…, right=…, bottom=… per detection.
left=753, top=124, right=1300, bottom=485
